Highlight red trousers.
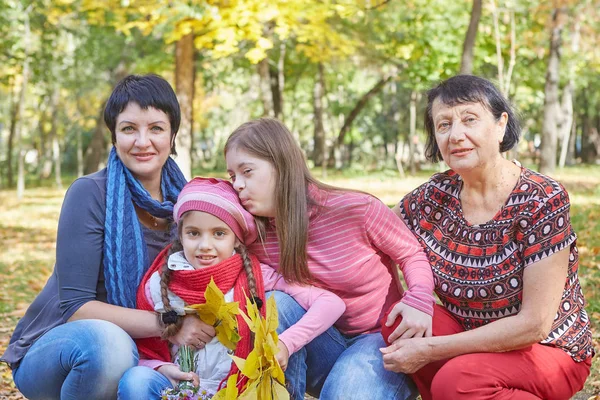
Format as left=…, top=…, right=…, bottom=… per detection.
left=383, top=305, right=591, bottom=400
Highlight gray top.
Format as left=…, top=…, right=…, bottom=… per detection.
left=1, top=169, right=174, bottom=369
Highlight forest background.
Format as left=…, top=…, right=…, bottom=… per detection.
left=1, top=0, right=600, bottom=398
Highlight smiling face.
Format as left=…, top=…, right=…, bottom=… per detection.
left=180, top=211, right=238, bottom=269
left=226, top=147, right=277, bottom=218
left=114, top=102, right=173, bottom=185
left=431, top=99, right=508, bottom=173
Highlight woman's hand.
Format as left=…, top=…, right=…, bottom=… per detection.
left=170, top=315, right=216, bottom=349
left=276, top=340, right=290, bottom=371
left=385, top=302, right=432, bottom=343
left=157, top=364, right=200, bottom=388
left=380, top=337, right=432, bottom=374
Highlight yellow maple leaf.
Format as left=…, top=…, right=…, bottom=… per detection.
left=212, top=373, right=239, bottom=400
left=186, top=278, right=240, bottom=350
left=235, top=294, right=289, bottom=400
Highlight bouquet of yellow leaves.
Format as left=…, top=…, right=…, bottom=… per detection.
left=213, top=294, right=289, bottom=400
left=185, top=278, right=241, bottom=350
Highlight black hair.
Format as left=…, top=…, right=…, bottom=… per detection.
left=424, top=75, right=521, bottom=162
left=104, top=74, right=181, bottom=155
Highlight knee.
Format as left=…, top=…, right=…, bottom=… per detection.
left=118, top=366, right=169, bottom=399
left=266, top=291, right=306, bottom=331
left=430, top=356, right=492, bottom=400
left=71, top=320, right=138, bottom=380
left=322, top=335, right=417, bottom=400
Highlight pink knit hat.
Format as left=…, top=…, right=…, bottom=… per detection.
left=173, top=177, right=258, bottom=246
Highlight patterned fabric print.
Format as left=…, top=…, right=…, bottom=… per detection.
left=399, top=168, right=593, bottom=363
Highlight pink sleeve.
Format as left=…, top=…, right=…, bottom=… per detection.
left=364, top=197, right=435, bottom=316
left=138, top=359, right=175, bottom=370
left=261, top=263, right=346, bottom=355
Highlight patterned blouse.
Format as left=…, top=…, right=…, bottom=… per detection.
left=399, top=167, right=593, bottom=362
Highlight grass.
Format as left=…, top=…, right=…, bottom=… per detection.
left=1, top=165, right=599, bottom=399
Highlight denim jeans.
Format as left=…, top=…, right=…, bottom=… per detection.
left=118, top=365, right=174, bottom=399
left=12, top=319, right=138, bottom=400
left=269, top=291, right=419, bottom=400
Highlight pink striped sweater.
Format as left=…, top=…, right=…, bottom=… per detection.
left=249, top=187, right=435, bottom=337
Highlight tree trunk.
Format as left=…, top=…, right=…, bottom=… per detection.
left=558, top=80, right=574, bottom=168
left=175, top=32, right=195, bottom=180
left=38, top=99, right=53, bottom=180
left=390, top=80, right=406, bottom=178
left=539, top=7, right=563, bottom=175
left=329, top=75, right=392, bottom=166
left=16, top=9, right=31, bottom=199
left=560, top=19, right=580, bottom=167
left=277, top=41, right=286, bottom=120
left=76, top=123, right=83, bottom=177
left=17, top=150, right=25, bottom=198
left=459, top=0, right=482, bottom=75
left=269, top=42, right=285, bottom=120
left=84, top=104, right=108, bottom=175
left=53, top=136, right=62, bottom=189
left=49, top=87, right=63, bottom=188
left=565, top=117, right=576, bottom=165
left=580, top=90, right=597, bottom=163
left=83, top=64, right=128, bottom=174
left=6, top=86, right=18, bottom=187
left=408, top=90, right=419, bottom=175
left=258, top=58, right=275, bottom=117
left=312, top=63, right=326, bottom=167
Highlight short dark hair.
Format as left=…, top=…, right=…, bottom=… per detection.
left=424, top=75, right=521, bottom=162
left=104, top=74, right=181, bottom=155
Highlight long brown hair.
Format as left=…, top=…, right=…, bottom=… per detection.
left=159, top=212, right=260, bottom=339
left=225, top=118, right=343, bottom=284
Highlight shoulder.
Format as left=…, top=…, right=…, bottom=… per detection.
left=66, top=169, right=107, bottom=201
left=518, top=168, right=569, bottom=202
left=315, top=188, right=375, bottom=212
left=61, top=169, right=107, bottom=215
left=401, top=170, right=458, bottom=208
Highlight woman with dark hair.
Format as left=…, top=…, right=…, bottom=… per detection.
left=381, top=75, right=593, bottom=399
left=1, top=75, right=214, bottom=399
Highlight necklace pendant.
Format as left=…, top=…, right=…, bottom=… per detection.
left=153, top=220, right=158, bottom=227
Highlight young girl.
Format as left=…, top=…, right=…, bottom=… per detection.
left=118, top=177, right=346, bottom=399
left=225, top=118, right=436, bottom=400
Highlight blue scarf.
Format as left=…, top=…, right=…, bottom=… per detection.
left=103, top=147, right=187, bottom=308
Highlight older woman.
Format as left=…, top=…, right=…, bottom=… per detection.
left=381, top=75, right=593, bottom=400
left=1, top=75, right=213, bottom=399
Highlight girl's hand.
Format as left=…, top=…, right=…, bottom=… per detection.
left=276, top=340, right=290, bottom=371
left=170, top=315, right=216, bottom=349
left=157, top=364, right=200, bottom=388
left=385, top=302, right=432, bottom=343
left=380, top=337, right=431, bottom=374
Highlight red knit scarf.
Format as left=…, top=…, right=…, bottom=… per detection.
left=135, top=246, right=266, bottom=389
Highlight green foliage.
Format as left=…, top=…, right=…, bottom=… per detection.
left=1, top=0, right=600, bottom=183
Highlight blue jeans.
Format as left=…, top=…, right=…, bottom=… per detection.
left=12, top=319, right=138, bottom=400
left=270, top=291, right=419, bottom=400
left=118, top=366, right=174, bottom=399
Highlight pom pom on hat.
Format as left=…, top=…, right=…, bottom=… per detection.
left=173, top=177, right=258, bottom=246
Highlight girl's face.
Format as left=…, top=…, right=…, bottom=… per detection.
left=114, top=102, right=173, bottom=184
left=226, top=148, right=277, bottom=218
left=180, top=211, right=237, bottom=269
left=432, top=99, right=507, bottom=173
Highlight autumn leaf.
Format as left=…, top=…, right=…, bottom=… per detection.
left=213, top=373, right=240, bottom=400
left=234, top=294, right=289, bottom=399
left=186, top=278, right=240, bottom=350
